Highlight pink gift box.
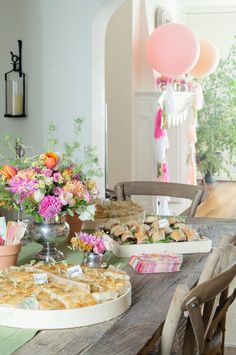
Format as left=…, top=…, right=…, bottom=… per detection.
left=128, top=253, right=183, bottom=274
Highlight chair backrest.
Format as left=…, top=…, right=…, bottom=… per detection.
left=198, top=235, right=236, bottom=285
left=182, top=262, right=236, bottom=355
left=114, top=181, right=207, bottom=217
left=158, top=244, right=236, bottom=355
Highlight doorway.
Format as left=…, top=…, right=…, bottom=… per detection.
left=91, top=0, right=127, bottom=196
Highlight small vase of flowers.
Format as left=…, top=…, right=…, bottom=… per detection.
left=70, top=231, right=114, bottom=268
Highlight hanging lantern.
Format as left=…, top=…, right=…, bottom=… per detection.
left=4, top=40, right=26, bottom=117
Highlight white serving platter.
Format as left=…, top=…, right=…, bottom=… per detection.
left=113, top=238, right=212, bottom=257
left=0, top=287, right=131, bottom=329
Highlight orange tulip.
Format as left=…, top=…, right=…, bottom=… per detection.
left=0, top=165, right=17, bottom=179
left=44, top=152, right=58, bottom=169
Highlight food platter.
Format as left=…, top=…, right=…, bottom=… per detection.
left=113, top=238, right=212, bottom=257
left=82, top=211, right=145, bottom=229
left=0, top=263, right=131, bottom=329
left=82, top=200, right=145, bottom=229
left=100, top=216, right=213, bottom=257
left=0, top=287, right=131, bottom=329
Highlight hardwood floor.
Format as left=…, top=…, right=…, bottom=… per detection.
left=196, top=181, right=236, bottom=219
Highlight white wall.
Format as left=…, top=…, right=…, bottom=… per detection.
left=0, top=0, right=108, bottom=172
left=132, top=0, right=176, bottom=93
left=0, top=0, right=43, bottom=157
left=39, top=0, right=108, bottom=149
left=105, top=0, right=132, bottom=188
left=132, top=0, right=155, bottom=92
left=186, top=12, right=235, bottom=59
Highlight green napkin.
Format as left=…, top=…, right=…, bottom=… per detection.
left=17, top=242, right=129, bottom=269
left=0, top=327, right=38, bottom=355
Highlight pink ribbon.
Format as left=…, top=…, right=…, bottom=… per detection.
left=154, top=108, right=167, bottom=139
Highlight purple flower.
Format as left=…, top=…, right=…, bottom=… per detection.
left=38, top=195, right=62, bottom=220
left=34, top=167, right=42, bottom=174
left=53, top=172, right=62, bottom=183
left=8, top=176, right=38, bottom=203
left=73, top=173, right=81, bottom=181
left=42, top=168, right=53, bottom=177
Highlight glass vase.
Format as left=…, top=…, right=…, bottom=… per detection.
left=28, top=219, right=70, bottom=262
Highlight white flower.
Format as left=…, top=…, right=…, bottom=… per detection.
left=53, top=152, right=62, bottom=170
left=79, top=204, right=96, bottom=221
left=102, top=234, right=115, bottom=252
left=59, top=191, right=73, bottom=206
left=44, top=177, right=53, bottom=186
left=33, top=190, right=44, bottom=202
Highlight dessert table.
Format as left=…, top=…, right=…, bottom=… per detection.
left=4, top=218, right=236, bottom=355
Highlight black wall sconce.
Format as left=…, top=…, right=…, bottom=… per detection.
left=4, top=40, right=26, bottom=117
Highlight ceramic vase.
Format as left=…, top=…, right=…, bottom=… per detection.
left=0, top=243, right=21, bottom=269
left=65, top=215, right=83, bottom=241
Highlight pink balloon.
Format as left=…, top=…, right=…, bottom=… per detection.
left=147, top=23, right=200, bottom=77
left=190, top=38, right=219, bottom=78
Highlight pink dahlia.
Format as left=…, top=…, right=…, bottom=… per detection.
left=38, top=195, right=62, bottom=220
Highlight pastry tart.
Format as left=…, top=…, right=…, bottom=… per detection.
left=0, top=263, right=131, bottom=311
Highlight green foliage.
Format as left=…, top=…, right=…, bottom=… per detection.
left=0, top=133, right=20, bottom=164
left=196, top=37, right=236, bottom=178
left=46, top=123, right=58, bottom=151
left=62, top=117, right=102, bottom=177
left=45, top=117, right=102, bottom=177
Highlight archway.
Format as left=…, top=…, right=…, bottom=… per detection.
left=91, top=0, right=126, bottom=196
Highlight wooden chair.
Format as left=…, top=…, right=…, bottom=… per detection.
left=198, top=234, right=236, bottom=285
left=181, top=262, right=236, bottom=355
left=153, top=244, right=236, bottom=355
left=114, top=181, right=207, bottom=217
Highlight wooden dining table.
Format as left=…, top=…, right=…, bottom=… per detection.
left=13, top=218, right=236, bottom=355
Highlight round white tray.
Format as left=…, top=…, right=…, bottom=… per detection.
left=0, top=288, right=131, bottom=329
left=113, top=238, right=212, bottom=257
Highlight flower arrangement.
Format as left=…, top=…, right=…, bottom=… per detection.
left=0, top=118, right=101, bottom=223
left=156, top=75, right=193, bottom=92
left=70, top=231, right=113, bottom=255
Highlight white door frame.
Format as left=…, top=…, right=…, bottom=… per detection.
left=91, top=0, right=126, bottom=196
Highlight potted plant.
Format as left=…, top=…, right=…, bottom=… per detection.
left=196, top=38, right=236, bottom=183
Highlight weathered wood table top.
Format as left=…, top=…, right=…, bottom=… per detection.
left=14, top=218, right=236, bottom=355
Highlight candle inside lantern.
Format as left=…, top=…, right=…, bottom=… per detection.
left=12, top=94, right=23, bottom=115
left=4, top=40, right=26, bottom=117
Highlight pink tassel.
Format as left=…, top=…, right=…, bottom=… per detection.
left=157, top=162, right=169, bottom=182
left=154, top=108, right=167, bottom=139
left=162, top=162, right=169, bottom=182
